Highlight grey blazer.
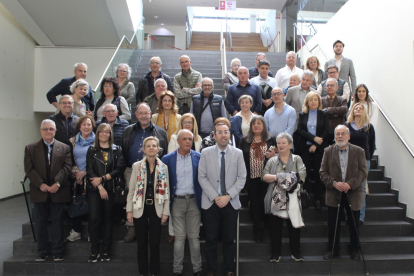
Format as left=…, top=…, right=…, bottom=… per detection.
left=198, top=145, right=246, bottom=210
left=285, top=85, right=316, bottom=118
left=324, top=57, right=357, bottom=94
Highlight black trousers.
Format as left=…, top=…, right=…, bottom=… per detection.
left=133, top=203, right=162, bottom=275
left=327, top=192, right=360, bottom=252
left=203, top=203, right=238, bottom=274
left=88, top=190, right=115, bottom=254
left=300, top=145, right=325, bottom=200
left=71, top=181, right=85, bottom=233
left=246, top=178, right=268, bottom=234
left=34, top=195, right=65, bottom=255
left=269, top=215, right=301, bottom=256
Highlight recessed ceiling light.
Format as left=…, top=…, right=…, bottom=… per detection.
left=154, top=16, right=158, bottom=18
left=149, top=0, right=152, bottom=2
left=161, top=23, right=164, bottom=25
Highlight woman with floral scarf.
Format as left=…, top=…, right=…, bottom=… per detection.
left=126, top=136, right=170, bottom=276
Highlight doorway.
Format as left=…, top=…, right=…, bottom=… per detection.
left=151, top=35, right=175, bottom=50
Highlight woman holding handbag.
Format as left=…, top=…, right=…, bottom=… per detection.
left=126, top=136, right=170, bottom=276
left=263, top=132, right=306, bottom=262
left=86, top=123, right=126, bottom=263
left=66, top=115, right=95, bottom=242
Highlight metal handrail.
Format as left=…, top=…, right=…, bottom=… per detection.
left=293, top=22, right=328, bottom=62
left=227, top=24, right=233, bottom=51
left=368, top=94, right=414, bottom=158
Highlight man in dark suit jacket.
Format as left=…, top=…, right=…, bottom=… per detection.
left=198, top=123, right=246, bottom=276
left=324, top=40, right=357, bottom=95
left=24, top=119, right=72, bottom=262
left=321, top=78, right=348, bottom=145
left=320, top=125, right=368, bottom=261
left=46, top=62, right=95, bottom=111
left=162, top=129, right=203, bottom=276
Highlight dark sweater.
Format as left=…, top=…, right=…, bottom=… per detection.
left=345, top=122, right=376, bottom=160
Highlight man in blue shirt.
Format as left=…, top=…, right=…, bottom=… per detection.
left=162, top=129, right=203, bottom=276
left=264, top=87, right=296, bottom=138
left=46, top=63, right=95, bottom=111
left=226, top=67, right=262, bottom=116
left=120, top=103, right=168, bottom=243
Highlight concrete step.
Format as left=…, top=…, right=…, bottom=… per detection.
left=368, top=167, right=384, bottom=181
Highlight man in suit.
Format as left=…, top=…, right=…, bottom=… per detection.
left=324, top=40, right=357, bottom=95
left=24, top=119, right=72, bottom=262
left=320, top=125, right=368, bottom=260
left=198, top=123, right=247, bottom=276
left=317, top=65, right=351, bottom=102
left=321, top=78, right=348, bottom=145
left=285, top=70, right=316, bottom=122
left=46, top=62, right=95, bottom=111
left=162, top=129, right=203, bottom=276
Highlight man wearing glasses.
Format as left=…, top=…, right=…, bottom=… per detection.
left=198, top=123, right=246, bottom=276
left=317, top=65, right=351, bottom=102
left=46, top=62, right=95, bottom=112
left=264, top=87, right=296, bottom=138
left=24, top=119, right=72, bottom=262
left=190, top=77, right=227, bottom=138
left=136, top=56, right=174, bottom=103
left=173, top=55, right=203, bottom=114
left=96, top=104, right=129, bottom=146
left=120, top=102, right=168, bottom=243
left=321, top=78, right=348, bottom=145
left=48, top=95, right=79, bottom=146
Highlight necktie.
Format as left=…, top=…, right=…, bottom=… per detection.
left=220, top=152, right=226, bottom=195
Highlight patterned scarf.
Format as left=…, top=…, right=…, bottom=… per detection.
left=251, top=139, right=266, bottom=160
left=156, top=112, right=177, bottom=142
left=270, top=172, right=299, bottom=213
left=119, top=79, right=129, bottom=92
left=132, top=156, right=169, bottom=210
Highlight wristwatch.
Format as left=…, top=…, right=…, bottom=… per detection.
left=56, top=182, right=61, bottom=187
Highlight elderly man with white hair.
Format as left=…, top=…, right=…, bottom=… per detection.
left=136, top=56, right=174, bottom=104
left=285, top=70, right=316, bottom=120
left=173, top=55, right=203, bottom=114
left=46, top=62, right=95, bottom=111
left=275, top=51, right=304, bottom=90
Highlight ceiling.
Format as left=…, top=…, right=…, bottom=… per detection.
left=143, top=0, right=288, bottom=26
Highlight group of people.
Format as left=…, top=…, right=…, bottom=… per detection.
left=24, top=39, right=377, bottom=276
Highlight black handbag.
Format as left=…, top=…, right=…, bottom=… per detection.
left=114, top=176, right=128, bottom=205
left=300, top=189, right=310, bottom=209
left=67, top=193, right=89, bottom=218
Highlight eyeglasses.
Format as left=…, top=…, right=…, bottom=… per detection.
left=326, top=84, right=336, bottom=88
left=117, top=70, right=127, bottom=73
left=60, top=101, right=73, bottom=105
left=215, top=131, right=230, bottom=136
left=335, top=132, right=348, bottom=136
left=150, top=62, right=160, bottom=65
left=41, top=128, right=55, bottom=132
left=271, top=92, right=284, bottom=96
left=202, top=84, right=213, bottom=87
left=103, top=110, right=117, bottom=113
left=327, top=71, right=338, bottom=75
left=182, top=121, right=194, bottom=125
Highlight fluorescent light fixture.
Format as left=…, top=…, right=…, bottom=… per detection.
left=154, top=15, right=158, bottom=18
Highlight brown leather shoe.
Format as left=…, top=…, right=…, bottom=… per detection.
left=167, top=235, right=175, bottom=243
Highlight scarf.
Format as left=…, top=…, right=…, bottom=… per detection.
left=76, top=132, right=95, bottom=147
left=251, top=139, right=266, bottom=160
left=132, top=156, right=169, bottom=210
left=157, top=112, right=177, bottom=141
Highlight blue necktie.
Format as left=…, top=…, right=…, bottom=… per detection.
left=220, top=152, right=226, bottom=195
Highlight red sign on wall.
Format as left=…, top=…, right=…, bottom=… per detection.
left=219, top=1, right=225, bottom=10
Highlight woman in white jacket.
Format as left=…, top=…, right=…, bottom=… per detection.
left=126, top=136, right=169, bottom=276
left=262, top=132, right=306, bottom=263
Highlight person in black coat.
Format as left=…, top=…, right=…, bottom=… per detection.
left=238, top=115, right=277, bottom=242
left=293, top=91, right=329, bottom=210
left=86, top=123, right=126, bottom=263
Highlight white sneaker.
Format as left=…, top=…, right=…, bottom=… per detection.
left=66, top=229, right=81, bottom=241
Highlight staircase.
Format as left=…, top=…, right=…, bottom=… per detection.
left=189, top=32, right=268, bottom=52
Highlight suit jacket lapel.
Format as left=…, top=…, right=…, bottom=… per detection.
left=50, top=142, right=62, bottom=173
left=170, top=151, right=177, bottom=184
left=316, top=110, right=323, bottom=135
left=36, top=140, right=47, bottom=178
left=345, top=145, right=354, bottom=179
left=332, top=96, right=339, bottom=107
left=332, top=146, right=341, bottom=175
left=225, top=146, right=232, bottom=176
left=339, top=58, right=345, bottom=72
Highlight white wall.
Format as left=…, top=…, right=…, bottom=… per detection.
left=144, top=25, right=186, bottom=50
left=0, top=3, right=44, bottom=199
left=34, top=47, right=116, bottom=112
left=260, top=10, right=276, bottom=51
left=298, top=0, right=414, bottom=218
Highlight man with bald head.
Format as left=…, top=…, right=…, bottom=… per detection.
left=321, top=78, right=348, bottom=145
left=162, top=129, right=203, bottom=276
left=136, top=56, right=174, bottom=103
left=275, top=51, right=304, bottom=90
left=173, top=55, right=203, bottom=114
left=226, top=66, right=262, bottom=116
left=96, top=104, right=129, bottom=146
left=46, top=62, right=95, bottom=112
left=190, top=77, right=227, bottom=138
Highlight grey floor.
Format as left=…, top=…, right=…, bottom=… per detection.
left=0, top=194, right=30, bottom=276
